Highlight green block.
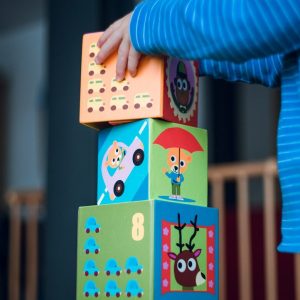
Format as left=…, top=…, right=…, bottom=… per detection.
left=77, top=200, right=219, bottom=299
left=97, top=119, right=208, bottom=206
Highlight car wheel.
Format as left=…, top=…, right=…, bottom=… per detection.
left=84, top=271, right=89, bottom=276
left=138, top=292, right=142, bottom=298
left=106, top=271, right=110, bottom=276
left=85, top=292, right=89, bottom=297
left=94, top=292, right=99, bottom=297
left=95, top=228, right=100, bottom=233
left=126, top=269, right=131, bottom=274
left=114, top=180, right=125, bottom=197
left=127, top=292, right=131, bottom=297
left=106, top=292, right=110, bottom=297
left=137, top=269, right=142, bottom=274
left=133, top=149, right=144, bottom=166
left=116, top=271, right=121, bottom=276
left=95, top=249, right=99, bottom=254
left=86, top=228, right=90, bottom=233
left=94, top=271, right=99, bottom=276
left=116, top=292, right=120, bottom=298
left=85, top=249, right=89, bottom=254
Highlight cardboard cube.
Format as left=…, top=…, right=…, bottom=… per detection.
left=80, top=32, right=199, bottom=128
left=97, top=119, right=207, bottom=206
left=77, top=200, right=219, bottom=300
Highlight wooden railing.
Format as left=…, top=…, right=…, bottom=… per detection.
left=6, top=190, right=44, bottom=300
left=208, top=158, right=300, bottom=300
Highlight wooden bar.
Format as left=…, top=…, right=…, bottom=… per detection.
left=263, top=168, right=278, bottom=300
left=237, top=176, right=252, bottom=300
left=25, top=204, right=39, bottom=300
left=209, top=158, right=277, bottom=180
left=211, top=178, right=226, bottom=300
left=8, top=201, right=21, bottom=300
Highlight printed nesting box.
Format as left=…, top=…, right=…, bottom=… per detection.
left=77, top=200, right=219, bottom=300
left=97, top=119, right=207, bottom=206
left=80, top=32, right=199, bottom=128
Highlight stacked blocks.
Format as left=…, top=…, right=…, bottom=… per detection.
left=77, top=32, right=219, bottom=300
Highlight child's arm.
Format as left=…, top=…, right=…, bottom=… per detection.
left=200, top=54, right=283, bottom=88
left=130, top=0, right=300, bottom=62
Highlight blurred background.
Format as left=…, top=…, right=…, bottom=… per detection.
left=0, top=0, right=298, bottom=300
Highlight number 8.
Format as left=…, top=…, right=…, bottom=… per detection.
left=132, top=213, right=144, bottom=241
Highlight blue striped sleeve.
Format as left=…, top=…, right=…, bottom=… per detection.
left=200, top=55, right=283, bottom=87
left=130, top=0, right=300, bottom=62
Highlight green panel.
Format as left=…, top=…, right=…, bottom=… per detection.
left=149, top=119, right=207, bottom=206
left=77, top=201, right=154, bottom=299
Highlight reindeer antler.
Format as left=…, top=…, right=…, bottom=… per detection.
left=186, top=215, right=199, bottom=252
left=175, top=213, right=186, bottom=253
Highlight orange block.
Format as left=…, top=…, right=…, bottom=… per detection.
left=80, top=32, right=199, bottom=128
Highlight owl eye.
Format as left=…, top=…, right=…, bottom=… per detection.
left=177, top=259, right=186, bottom=273
left=180, top=160, right=185, bottom=167
left=187, top=258, right=197, bottom=271
left=176, top=78, right=183, bottom=90
left=182, top=79, right=188, bottom=91
left=170, top=155, right=176, bottom=162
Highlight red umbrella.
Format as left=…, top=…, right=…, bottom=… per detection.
left=153, top=127, right=203, bottom=152
left=153, top=127, right=204, bottom=175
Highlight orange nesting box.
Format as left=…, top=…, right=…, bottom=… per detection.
left=80, top=32, right=199, bottom=128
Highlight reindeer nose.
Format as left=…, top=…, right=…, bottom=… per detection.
left=196, top=271, right=206, bottom=286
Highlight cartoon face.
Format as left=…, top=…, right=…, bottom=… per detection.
left=105, top=141, right=124, bottom=169
left=173, top=61, right=192, bottom=112
left=169, top=249, right=205, bottom=287
left=167, top=148, right=192, bottom=174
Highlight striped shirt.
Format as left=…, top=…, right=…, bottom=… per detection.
left=130, top=0, right=300, bottom=253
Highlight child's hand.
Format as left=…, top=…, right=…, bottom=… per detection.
left=95, top=13, right=142, bottom=81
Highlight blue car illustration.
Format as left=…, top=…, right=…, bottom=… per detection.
left=125, top=257, right=143, bottom=274
left=85, top=217, right=101, bottom=233
left=126, top=280, right=143, bottom=298
left=84, top=238, right=100, bottom=254
left=105, top=280, right=121, bottom=297
left=84, top=260, right=100, bottom=276
left=105, top=258, right=122, bottom=276
left=84, top=280, right=100, bottom=297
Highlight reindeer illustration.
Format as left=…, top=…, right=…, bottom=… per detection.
left=168, top=214, right=206, bottom=290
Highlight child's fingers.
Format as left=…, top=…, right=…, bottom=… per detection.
left=95, top=32, right=121, bottom=64
left=116, top=38, right=130, bottom=81
left=97, top=25, right=115, bottom=48
left=128, top=46, right=141, bottom=77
